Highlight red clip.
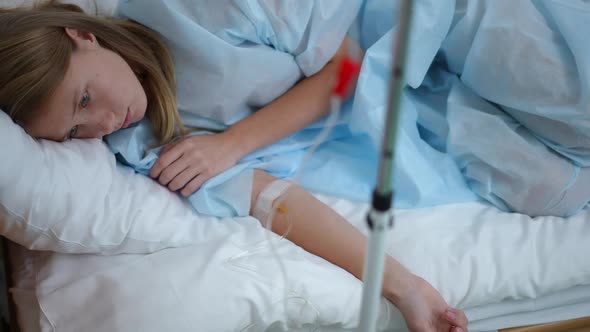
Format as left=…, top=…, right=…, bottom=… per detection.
left=333, top=57, right=362, bottom=98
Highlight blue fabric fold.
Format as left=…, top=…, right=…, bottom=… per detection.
left=106, top=117, right=353, bottom=217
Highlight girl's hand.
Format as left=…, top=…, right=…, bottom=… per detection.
left=389, top=276, right=469, bottom=332
left=150, top=133, right=242, bottom=196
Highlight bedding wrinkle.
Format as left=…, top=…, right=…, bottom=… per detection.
left=145, top=256, right=196, bottom=330
left=238, top=293, right=322, bottom=332
left=461, top=213, right=493, bottom=306
left=225, top=246, right=324, bottom=331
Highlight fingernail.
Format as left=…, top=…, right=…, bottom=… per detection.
left=446, top=310, right=456, bottom=321
left=455, top=328, right=463, bottom=332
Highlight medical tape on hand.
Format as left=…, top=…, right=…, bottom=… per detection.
left=253, top=179, right=293, bottom=225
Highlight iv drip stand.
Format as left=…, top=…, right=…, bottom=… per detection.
left=358, top=1, right=414, bottom=331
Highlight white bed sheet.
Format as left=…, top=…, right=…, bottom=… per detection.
left=8, top=195, right=590, bottom=332
left=10, top=283, right=590, bottom=332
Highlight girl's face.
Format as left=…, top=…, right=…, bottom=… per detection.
left=25, top=28, right=147, bottom=141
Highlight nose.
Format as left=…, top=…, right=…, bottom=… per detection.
left=85, top=109, right=116, bottom=138
left=97, top=111, right=116, bottom=135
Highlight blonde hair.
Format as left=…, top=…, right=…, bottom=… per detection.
left=0, top=1, right=184, bottom=144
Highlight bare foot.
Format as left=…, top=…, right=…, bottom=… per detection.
left=385, top=275, right=468, bottom=332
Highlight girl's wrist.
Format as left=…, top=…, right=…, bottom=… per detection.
left=382, top=261, right=415, bottom=306
left=221, top=127, right=251, bottom=161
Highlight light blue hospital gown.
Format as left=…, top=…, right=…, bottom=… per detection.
left=107, top=0, right=363, bottom=217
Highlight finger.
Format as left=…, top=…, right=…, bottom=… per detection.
left=180, top=173, right=209, bottom=197
left=168, top=166, right=201, bottom=192
left=158, top=157, right=191, bottom=186
left=159, top=142, right=175, bottom=155
left=443, top=309, right=468, bottom=330
left=452, top=308, right=468, bottom=329
left=443, top=309, right=459, bottom=326
left=453, top=327, right=464, bottom=332
left=150, top=144, right=184, bottom=178
left=160, top=137, right=184, bottom=154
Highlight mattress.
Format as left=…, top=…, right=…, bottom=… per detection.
left=8, top=195, right=590, bottom=332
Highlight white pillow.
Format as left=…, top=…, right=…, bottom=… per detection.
left=0, top=111, right=252, bottom=254
left=1, top=0, right=119, bottom=16
left=0, top=0, right=256, bottom=254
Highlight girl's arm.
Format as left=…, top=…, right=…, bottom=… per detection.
left=224, top=48, right=343, bottom=160
left=151, top=38, right=355, bottom=195
left=250, top=170, right=469, bottom=332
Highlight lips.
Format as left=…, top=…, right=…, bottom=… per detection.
left=122, top=109, right=131, bottom=129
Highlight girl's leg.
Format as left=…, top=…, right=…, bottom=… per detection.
left=250, top=170, right=468, bottom=332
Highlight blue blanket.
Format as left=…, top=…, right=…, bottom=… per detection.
left=108, top=0, right=590, bottom=217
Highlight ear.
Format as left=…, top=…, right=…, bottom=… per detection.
left=64, top=28, right=99, bottom=51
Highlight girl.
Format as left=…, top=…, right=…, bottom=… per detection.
left=0, top=2, right=467, bottom=331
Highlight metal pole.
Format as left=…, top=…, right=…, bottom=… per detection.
left=358, top=1, right=414, bottom=331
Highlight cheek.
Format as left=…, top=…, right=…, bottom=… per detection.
left=95, top=109, right=116, bottom=130
left=107, top=51, right=147, bottom=117
left=78, top=111, right=115, bottom=139
left=131, top=75, right=148, bottom=119
left=107, top=53, right=139, bottom=106
left=138, top=83, right=148, bottom=112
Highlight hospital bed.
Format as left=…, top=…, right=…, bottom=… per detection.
left=2, top=194, right=590, bottom=332
left=1, top=0, right=590, bottom=331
